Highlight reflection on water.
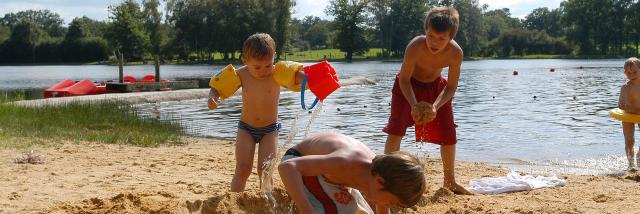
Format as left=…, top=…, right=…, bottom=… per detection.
left=0, top=59, right=633, bottom=174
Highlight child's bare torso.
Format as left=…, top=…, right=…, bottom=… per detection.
left=408, top=36, right=459, bottom=83
left=622, top=81, right=640, bottom=114
left=293, top=133, right=375, bottom=186
left=237, top=66, right=281, bottom=127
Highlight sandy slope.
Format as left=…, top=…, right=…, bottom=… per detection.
left=2, top=137, right=640, bottom=214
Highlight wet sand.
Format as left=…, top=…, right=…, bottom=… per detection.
left=2, top=137, right=640, bottom=213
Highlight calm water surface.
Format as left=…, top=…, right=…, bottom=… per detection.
left=0, top=59, right=631, bottom=174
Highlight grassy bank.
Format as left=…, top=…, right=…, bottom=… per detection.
left=0, top=92, right=182, bottom=149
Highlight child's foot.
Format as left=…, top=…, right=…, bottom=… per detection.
left=445, top=183, right=474, bottom=195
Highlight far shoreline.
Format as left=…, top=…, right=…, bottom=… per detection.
left=0, top=54, right=630, bottom=66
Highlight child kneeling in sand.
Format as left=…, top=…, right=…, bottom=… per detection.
left=619, top=57, right=640, bottom=170
left=207, top=33, right=306, bottom=192
left=278, top=132, right=426, bottom=214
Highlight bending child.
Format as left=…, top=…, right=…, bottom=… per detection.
left=382, top=6, right=472, bottom=195
left=619, top=57, right=640, bottom=170
left=278, top=132, right=426, bottom=214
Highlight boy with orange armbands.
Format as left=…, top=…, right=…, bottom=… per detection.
left=207, top=33, right=337, bottom=192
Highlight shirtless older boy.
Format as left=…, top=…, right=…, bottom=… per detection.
left=383, top=6, right=472, bottom=195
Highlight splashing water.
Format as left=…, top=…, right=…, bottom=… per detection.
left=303, top=102, right=323, bottom=138
left=260, top=153, right=276, bottom=213
left=259, top=102, right=325, bottom=213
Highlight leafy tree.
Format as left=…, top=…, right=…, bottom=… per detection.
left=0, top=26, right=10, bottom=43
left=450, top=0, right=484, bottom=56
left=490, top=29, right=571, bottom=56
left=326, top=0, right=370, bottom=61
left=483, top=8, right=521, bottom=42
left=65, top=18, right=88, bottom=42
left=105, top=0, right=149, bottom=61
left=294, top=16, right=331, bottom=50
left=627, top=1, right=640, bottom=55
left=143, top=0, right=166, bottom=58
left=0, top=10, right=65, bottom=37
left=73, top=16, right=109, bottom=37
left=524, top=7, right=563, bottom=37
left=272, top=0, right=295, bottom=59
left=370, top=0, right=430, bottom=57
left=5, top=22, right=49, bottom=63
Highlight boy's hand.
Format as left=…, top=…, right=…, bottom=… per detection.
left=412, top=102, right=435, bottom=124
left=208, top=89, right=220, bottom=110
left=425, top=104, right=437, bottom=122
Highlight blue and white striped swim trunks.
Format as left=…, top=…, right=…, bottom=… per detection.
left=237, top=120, right=281, bottom=144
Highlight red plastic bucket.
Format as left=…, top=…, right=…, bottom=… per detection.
left=303, top=61, right=340, bottom=101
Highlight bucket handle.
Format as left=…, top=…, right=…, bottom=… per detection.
left=300, top=76, right=320, bottom=110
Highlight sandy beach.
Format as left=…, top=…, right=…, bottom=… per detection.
left=2, top=137, right=640, bottom=214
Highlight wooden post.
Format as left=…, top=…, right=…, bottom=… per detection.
left=116, top=51, right=124, bottom=83
left=154, top=55, right=160, bottom=82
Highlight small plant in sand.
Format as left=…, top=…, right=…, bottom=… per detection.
left=14, top=150, right=46, bottom=164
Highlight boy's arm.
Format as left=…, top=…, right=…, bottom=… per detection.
left=208, top=64, right=241, bottom=109
left=398, top=42, right=419, bottom=107
left=432, top=49, right=462, bottom=112
left=278, top=155, right=346, bottom=214
left=294, top=66, right=305, bottom=86
left=207, top=89, right=220, bottom=110
left=619, top=84, right=628, bottom=110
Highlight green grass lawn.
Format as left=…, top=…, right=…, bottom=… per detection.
left=0, top=92, right=182, bottom=149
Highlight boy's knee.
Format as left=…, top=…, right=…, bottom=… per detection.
left=235, top=162, right=253, bottom=174
left=625, top=138, right=635, bottom=143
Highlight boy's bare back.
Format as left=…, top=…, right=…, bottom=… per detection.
left=402, top=35, right=463, bottom=83
left=235, top=66, right=281, bottom=127
left=291, top=133, right=376, bottom=184
left=620, top=81, right=640, bottom=114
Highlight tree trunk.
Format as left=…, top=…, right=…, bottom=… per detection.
left=154, top=55, right=160, bottom=82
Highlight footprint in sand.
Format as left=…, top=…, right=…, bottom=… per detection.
left=593, top=194, right=611, bottom=203
left=188, top=183, right=205, bottom=194
left=625, top=173, right=640, bottom=182
left=8, top=192, right=21, bottom=200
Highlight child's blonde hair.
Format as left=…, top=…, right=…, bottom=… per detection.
left=625, top=57, right=640, bottom=72
left=371, top=151, right=426, bottom=208
left=243, top=33, right=276, bottom=60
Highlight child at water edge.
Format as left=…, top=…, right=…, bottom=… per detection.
left=382, top=6, right=473, bottom=195
left=619, top=57, right=640, bottom=170
left=278, top=132, right=426, bottom=214
left=207, top=33, right=306, bottom=192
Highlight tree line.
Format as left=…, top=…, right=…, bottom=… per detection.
left=0, top=0, right=637, bottom=64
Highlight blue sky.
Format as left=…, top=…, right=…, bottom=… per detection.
left=0, top=0, right=564, bottom=24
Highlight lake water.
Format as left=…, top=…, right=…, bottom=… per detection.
left=0, top=59, right=632, bottom=175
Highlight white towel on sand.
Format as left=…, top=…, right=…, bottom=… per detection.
left=468, top=171, right=567, bottom=194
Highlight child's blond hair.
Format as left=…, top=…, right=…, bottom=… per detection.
left=624, top=57, right=640, bottom=72
left=242, top=33, right=276, bottom=60
left=371, top=151, right=426, bottom=208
